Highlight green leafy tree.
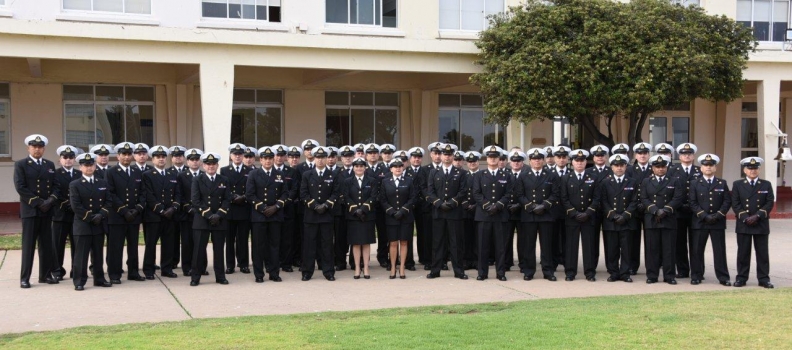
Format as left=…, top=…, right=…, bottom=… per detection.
left=471, top=0, right=756, bottom=147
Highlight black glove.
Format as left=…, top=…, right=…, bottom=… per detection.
left=64, top=202, right=73, bottom=212
left=38, top=198, right=55, bottom=213
left=354, top=208, right=366, bottom=220
left=745, top=215, right=760, bottom=226
left=315, top=204, right=328, bottom=215
left=466, top=204, right=476, bottom=211
left=233, top=194, right=246, bottom=205
left=486, top=204, right=500, bottom=215
left=188, top=208, right=194, bottom=215
left=615, top=215, right=627, bottom=225
left=91, top=213, right=103, bottom=226
left=208, top=214, right=220, bottom=226
left=532, top=204, right=546, bottom=215
left=161, top=207, right=175, bottom=220
left=124, top=210, right=137, bottom=223
left=394, top=209, right=405, bottom=220
left=704, top=214, right=718, bottom=224
left=263, top=205, right=279, bottom=217
left=636, top=203, right=645, bottom=212
left=508, top=203, right=520, bottom=213
left=575, top=212, right=589, bottom=223
left=439, top=202, right=452, bottom=212
left=525, top=203, right=537, bottom=212
left=655, top=209, right=667, bottom=219
left=681, top=204, right=690, bottom=212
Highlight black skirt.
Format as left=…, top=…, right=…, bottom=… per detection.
left=347, top=220, right=376, bottom=245
left=386, top=223, right=412, bottom=242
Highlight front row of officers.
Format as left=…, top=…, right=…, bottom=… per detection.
left=15, top=135, right=775, bottom=290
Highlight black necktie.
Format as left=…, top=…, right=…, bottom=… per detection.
left=36, top=159, right=41, bottom=166
left=89, top=178, right=93, bottom=184
left=210, top=176, right=215, bottom=182
left=319, top=170, right=323, bottom=177
left=193, top=172, right=198, bottom=177
left=685, top=167, right=689, bottom=174
left=751, top=180, right=755, bottom=187
left=617, top=178, right=621, bottom=184
left=578, top=174, right=582, bottom=181
left=310, top=163, right=314, bottom=169
left=265, top=171, right=270, bottom=178
left=559, top=170, right=564, bottom=176
left=160, top=170, right=165, bottom=176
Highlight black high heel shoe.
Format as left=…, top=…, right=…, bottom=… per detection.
left=390, top=272, right=396, bottom=279
left=364, top=275, right=371, bottom=279
left=400, top=274, right=406, bottom=279
left=354, top=274, right=361, bottom=279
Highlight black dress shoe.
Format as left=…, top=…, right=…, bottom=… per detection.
left=202, top=271, right=210, bottom=276
left=190, top=281, right=199, bottom=286
left=145, top=275, right=155, bottom=280
left=675, top=273, right=689, bottom=279
left=282, top=267, right=293, bottom=273
left=56, top=275, right=64, bottom=281
left=269, top=276, right=282, bottom=282
left=646, top=278, right=658, bottom=284
left=665, top=279, right=677, bottom=285
left=426, top=272, right=440, bottom=279
left=455, top=274, right=469, bottom=280
left=155, top=265, right=161, bottom=270
left=128, top=276, right=146, bottom=282
left=476, top=276, right=486, bottom=281
left=161, top=271, right=178, bottom=278
left=690, top=279, right=701, bottom=285
left=624, top=277, right=633, bottom=283
left=423, top=265, right=431, bottom=271
left=20, top=281, right=31, bottom=289
left=255, top=277, right=264, bottom=283
left=523, top=275, right=533, bottom=281
left=326, top=275, right=336, bottom=281
left=110, top=279, right=122, bottom=284
left=225, top=268, right=235, bottom=274
left=40, top=277, right=59, bottom=284
left=733, top=280, right=746, bottom=287
left=441, top=264, right=449, bottom=270
left=544, top=275, right=557, bottom=282
left=335, top=266, right=346, bottom=271
left=628, top=270, right=637, bottom=276
left=240, top=267, right=251, bottom=274
left=720, top=280, right=732, bottom=286
left=406, top=266, right=416, bottom=271
left=216, top=279, right=229, bottom=285
left=497, top=275, right=507, bottom=281
left=301, top=275, right=311, bottom=281
left=586, top=276, right=596, bottom=282
left=760, top=281, right=775, bottom=289
left=607, top=276, right=617, bottom=282
left=75, top=285, right=84, bottom=291
left=565, top=276, right=574, bottom=281
left=379, top=262, right=388, bottom=268
left=94, top=281, right=112, bottom=287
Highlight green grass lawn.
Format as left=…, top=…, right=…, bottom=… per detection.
left=0, top=232, right=147, bottom=250
left=0, top=288, right=789, bottom=349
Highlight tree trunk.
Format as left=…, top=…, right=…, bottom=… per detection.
left=634, top=110, right=649, bottom=143
left=577, top=115, right=615, bottom=148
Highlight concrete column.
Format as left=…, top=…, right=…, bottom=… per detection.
left=199, top=61, right=234, bottom=158
left=757, top=79, right=781, bottom=194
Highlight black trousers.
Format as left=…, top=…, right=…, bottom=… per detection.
left=20, top=216, right=54, bottom=282
left=691, top=229, right=729, bottom=282
left=179, top=221, right=195, bottom=275
left=628, top=219, right=644, bottom=272
left=552, top=218, right=566, bottom=268
left=294, top=210, right=304, bottom=265
left=226, top=219, right=251, bottom=269
left=604, top=230, right=632, bottom=280
left=72, top=234, right=106, bottom=287
left=280, top=217, right=295, bottom=269
left=415, top=209, right=430, bottom=264
left=172, top=218, right=181, bottom=267
left=592, top=220, right=602, bottom=270
left=675, top=218, right=693, bottom=276
left=302, top=223, right=334, bottom=278
left=463, top=217, right=477, bottom=268
left=192, top=229, right=225, bottom=283
left=504, top=220, right=520, bottom=269
left=565, top=224, right=596, bottom=278
left=431, top=218, right=464, bottom=275
left=520, top=222, right=554, bottom=278
left=477, top=221, right=506, bottom=277
left=108, top=223, right=142, bottom=280
left=645, top=228, right=676, bottom=281
left=736, top=233, right=770, bottom=283
left=252, top=221, right=283, bottom=278
left=375, top=210, right=388, bottom=265
left=333, top=215, right=348, bottom=268
left=143, top=221, right=175, bottom=276
left=52, top=220, right=75, bottom=278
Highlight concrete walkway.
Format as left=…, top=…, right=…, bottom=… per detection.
left=1, top=220, right=790, bottom=334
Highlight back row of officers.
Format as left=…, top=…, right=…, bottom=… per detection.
left=15, top=135, right=775, bottom=290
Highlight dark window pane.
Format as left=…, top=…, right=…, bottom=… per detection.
left=65, top=104, right=95, bottom=151
left=375, top=109, right=397, bottom=146
left=359, top=0, right=374, bottom=25
left=126, top=105, right=154, bottom=146
left=202, top=1, right=228, bottom=18
left=0, top=102, right=8, bottom=154
left=483, top=124, right=499, bottom=153
left=351, top=109, right=374, bottom=144
left=438, top=109, right=459, bottom=144
left=383, top=0, right=397, bottom=27
left=350, top=92, right=373, bottom=106
left=461, top=94, right=483, bottom=107
left=754, top=22, right=770, bottom=41
left=257, top=90, right=282, bottom=103
left=231, top=107, right=256, bottom=146
left=0, top=83, right=8, bottom=99
left=742, top=102, right=758, bottom=112
left=350, top=0, right=357, bottom=24
left=326, top=108, right=350, bottom=147
left=125, top=86, right=155, bottom=102
left=672, top=117, right=689, bottom=148
left=96, top=86, right=124, bottom=102
left=649, top=117, right=667, bottom=146
left=439, top=94, right=460, bottom=107
left=327, top=0, right=348, bottom=23
left=242, top=0, right=255, bottom=19
left=773, top=21, right=788, bottom=41
left=234, top=89, right=256, bottom=103
left=96, top=105, right=124, bottom=145
left=269, top=5, right=281, bottom=22
left=742, top=118, right=758, bottom=148
left=326, top=91, right=349, bottom=105
left=229, top=2, right=242, bottom=18
left=256, top=4, right=268, bottom=20
left=64, top=85, right=94, bottom=101
left=460, top=110, right=484, bottom=151
left=257, top=107, right=282, bottom=146
left=376, top=0, right=381, bottom=25
left=375, top=92, right=398, bottom=106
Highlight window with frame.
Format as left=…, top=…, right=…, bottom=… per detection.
left=438, top=94, right=506, bottom=152
left=325, top=91, right=398, bottom=147
left=0, top=83, right=10, bottom=156
left=737, top=0, right=789, bottom=42
left=62, top=0, right=152, bottom=14
left=439, top=0, right=503, bottom=31
left=230, top=89, right=283, bottom=148
left=63, top=85, right=155, bottom=152
left=0, top=1, right=6, bottom=6
left=326, top=0, right=397, bottom=27
left=202, top=0, right=281, bottom=22
left=672, top=0, right=700, bottom=6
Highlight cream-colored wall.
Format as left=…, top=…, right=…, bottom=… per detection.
left=529, top=119, right=553, bottom=148
left=283, top=89, right=325, bottom=147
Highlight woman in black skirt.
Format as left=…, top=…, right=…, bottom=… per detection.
left=343, top=158, right=379, bottom=279
left=380, top=159, right=417, bottom=279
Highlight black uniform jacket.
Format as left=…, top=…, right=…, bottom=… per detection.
left=731, top=178, right=774, bottom=235
left=342, top=175, right=379, bottom=222
left=689, top=176, right=731, bottom=230
left=427, top=165, right=469, bottom=220
left=380, top=175, right=417, bottom=225
left=599, top=176, right=639, bottom=231
left=53, top=167, right=82, bottom=222
left=561, top=171, right=600, bottom=227
left=191, top=173, right=231, bottom=230
left=221, top=164, right=252, bottom=221
left=300, top=168, right=340, bottom=224
left=640, top=175, right=685, bottom=229
left=515, top=169, right=560, bottom=223
left=245, top=167, right=290, bottom=223
left=14, top=157, right=58, bottom=218
left=668, top=164, right=701, bottom=219
left=69, top=177, right=111, bottom=236
left=177, top=170, right=202, bottom=222
left=106, top=164, right=146, bottom=225
left=471, top=169, right=512, bottom=222
left=142, top=168, right=182, bottom=223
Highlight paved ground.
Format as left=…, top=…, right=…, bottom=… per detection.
left=1, top=220, right=790, bottom=335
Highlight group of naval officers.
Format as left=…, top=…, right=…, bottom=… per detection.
left=14, top=133, right=775, bottom=290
